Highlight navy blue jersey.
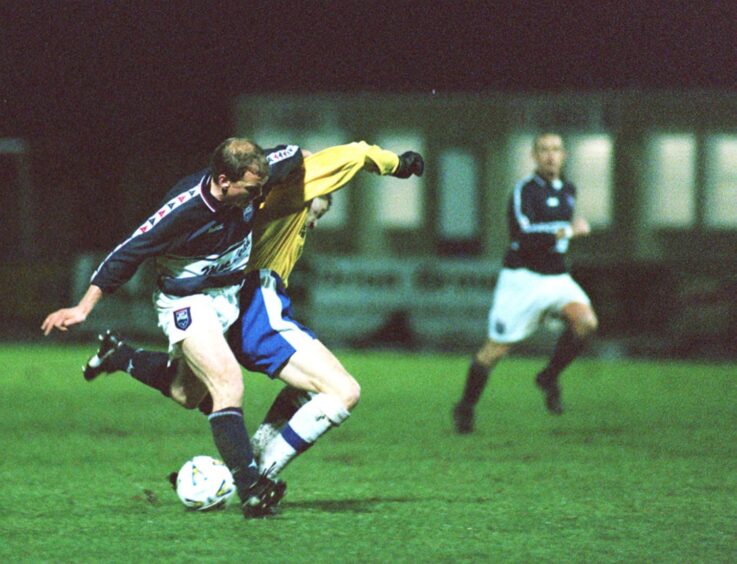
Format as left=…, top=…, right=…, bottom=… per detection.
left=503, top=174, right=577, bottom=275
left=90, top=145, right=302, bottom=295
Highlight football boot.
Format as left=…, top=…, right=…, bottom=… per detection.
left=452, top=402, right=475, bottom=434
left=83, top=330, right=124, bottom=381
left=535, top=372, right=563, bottom=415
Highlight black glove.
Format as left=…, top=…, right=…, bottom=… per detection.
left=393, top=151, right=424, bottom=178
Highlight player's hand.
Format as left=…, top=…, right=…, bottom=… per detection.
left=393, top=151, right=424, bottom=178
left=571, top=217, right=591, bottom=237
left=41, top=306, right=88, bottom=336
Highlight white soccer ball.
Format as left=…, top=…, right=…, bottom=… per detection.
left=175, top=455, right=236, bottom=511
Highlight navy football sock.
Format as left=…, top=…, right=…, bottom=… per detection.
left=105, top=343, right=135, bottom=372
left=208, top=408, right=260, bottom=501
left=540, top=328, right=586, bottom=384
left=459, top=360, right=491, bottom=407
left=126, top=351, right=176, bottom=397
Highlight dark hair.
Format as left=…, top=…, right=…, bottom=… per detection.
left=210, top=137, right=269, bottom=181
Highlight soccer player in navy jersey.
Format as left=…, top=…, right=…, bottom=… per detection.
left=81, top=142, right=424, bottom=482
left=453, top=133, right=598, bottom=433
left=42, top=138, right=304, bottom=518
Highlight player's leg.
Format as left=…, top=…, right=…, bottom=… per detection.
left=259, top=340, right=355, bottom=477
left=83, top=330, right=177, bottom=398
left=83, top=333, right=217, bottom=413
left=453, top=268, right=536, bottom=433
left=536, top=301, right=598, bottom=414
left=535, top=275, right=598, bottom=414
left=179, top=329, right=285, bottom=517
left=157, top=289, right=285, bottom=518
left=231, top=269, right=355, bottom=477
left=250, top=386, right=314, bottom=460
left=453, top=339, right=512, bottom=434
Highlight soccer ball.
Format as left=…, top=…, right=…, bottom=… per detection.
left=175, top=455, right=236, bottom=511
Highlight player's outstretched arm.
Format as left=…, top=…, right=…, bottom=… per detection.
left=41, top=285, right=103, bottom=335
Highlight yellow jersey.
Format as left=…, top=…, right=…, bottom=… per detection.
left=247, top=142, right=399, bottom=285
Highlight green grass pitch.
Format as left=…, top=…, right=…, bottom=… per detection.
left=1, top=343, right=735, bottom=562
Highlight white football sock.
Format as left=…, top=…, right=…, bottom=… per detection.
left=259, top=393, right=350, bottom=477
left=251, top=423, right=280, bottom=462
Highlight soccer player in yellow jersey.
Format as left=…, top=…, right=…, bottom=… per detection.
left=222, top=142, right=423, bottom=477
left=84, top=142, right=424, bottom=481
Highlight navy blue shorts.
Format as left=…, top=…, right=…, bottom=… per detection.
left=228, top=269, right=316, bottom=378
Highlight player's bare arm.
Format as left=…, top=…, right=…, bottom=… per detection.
left=557, top=217, right=591, bottom=240
left=41, top=284, right=104, bottom=335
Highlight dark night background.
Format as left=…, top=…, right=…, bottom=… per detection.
left=1, top=1, right=736, bottom=253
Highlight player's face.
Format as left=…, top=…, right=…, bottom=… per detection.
left=305, top=197, right=331, bottom=230
left=533, top=134, right=566, bottom=180
left=221, top=169, right=268, bottom=208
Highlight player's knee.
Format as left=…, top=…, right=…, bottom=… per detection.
left=170, top=385, right=188, bottom=407
left=181, top=395, right=203, bottom=410
left=332, top=375, right=361, bottom=411
left=170, top=385, right=201, bottom=410
left=337, top=377, right=361, bottom=411
left=476, top=341, right=510, bottom=367
left=572, top=312, right=598, bottom=340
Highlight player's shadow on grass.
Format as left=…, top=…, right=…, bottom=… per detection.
left=550, top=425, right=627, bottom=438
left=285, top=497, right=419, bottom=514
left=286, top=495, right=493, bottom=514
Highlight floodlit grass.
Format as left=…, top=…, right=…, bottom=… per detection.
left=1, top=344, right=735, bottom=562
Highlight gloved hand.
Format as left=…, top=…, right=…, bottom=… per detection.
left=393, top=151, right=424, bottom=178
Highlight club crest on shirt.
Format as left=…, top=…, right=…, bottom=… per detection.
left=174, top=307, right=192, bottom=331
left=242, top=204, right=254, bottom=223
left=546, top=197, right=559, bottom=207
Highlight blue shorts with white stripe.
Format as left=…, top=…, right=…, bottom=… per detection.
left=228, top=269, right=316, bottom=378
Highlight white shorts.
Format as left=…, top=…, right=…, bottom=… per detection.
left=488, top=268, right=590, bottom=343
left=154, top=285, right=241, bottom=356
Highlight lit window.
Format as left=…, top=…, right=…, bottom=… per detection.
left=645, top=134, right=696, bottom=228
left=509, top=134, right=536, bottom=183
left=704, top=135, right=737, bottom=228
left=438, top=148, right=479, bottom=239
left=565, top=135, right=613, bottom=228
left=372, top=133, right=425, bottom=228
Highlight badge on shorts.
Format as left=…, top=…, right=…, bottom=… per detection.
left=495, top=320, right=506, bottom=335
left=174, top=307, right=192, bottom=331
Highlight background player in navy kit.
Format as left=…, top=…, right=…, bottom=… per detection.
left=453, top=132, right=598, bottom=433
left=42, top=138, right=303, bottom=518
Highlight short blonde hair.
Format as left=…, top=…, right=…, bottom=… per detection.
left=533, top=132, right=564, bottom=152
left=210, top=137, right=269, bottom=180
